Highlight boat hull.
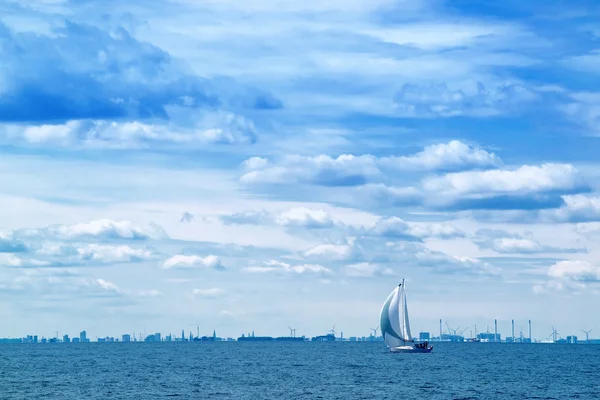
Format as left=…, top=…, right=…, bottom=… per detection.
left=390, top=345, right=433, bottom=353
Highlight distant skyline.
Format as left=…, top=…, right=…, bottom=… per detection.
left=1, top=0, right=600, bottom=338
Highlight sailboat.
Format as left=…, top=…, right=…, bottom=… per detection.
left=380, top=280, right=433, bottom=353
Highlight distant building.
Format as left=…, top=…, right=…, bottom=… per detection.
left=63, top=334, right=70, bottom=343
left=419, top=332, right=430, bottom=341
left=80, top=331, right=88, bottom=343
left=567, top=336, right=578, bottom=344
left=72, top=337, right=80, bottom=343
left=477, top=332, right=501, bottom=342
left=122, top=334, right=131, bottom=342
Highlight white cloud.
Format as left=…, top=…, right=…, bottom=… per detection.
left=558, top=91, right=600, bottom=136
left=4, top=112, right=257, bottom=147
left=540, top=195, right=600, bottom=223
left=575, top=222, right=600, bottom=236
left=380, top=140, right=501, bottom=171
left=240, top=154, right=380, bottom=186
left=0, top=253, right=51, bottom=268
left=221, top=207, right=340, bottom=229
left=423, top=163, right=587, bottom=196
left=94, top=278, right=120, bottom=292
left=536, top=260, right=600, bottom=293
left=356, top=217, right=464, bottom=240
left=243, top=260, right=332, bottom=275
left=342, top=262, right=394, bottom=278
left=274, top=208, right=336, bottom=228
left=473, top=229, right=584, bottom=254
left=393, top=81, right=539, bottom=117
left=366, top=217, right=418, bottom=240
left=76, top=244, right=157, bottom=263
left=304, top=242, right=362, bottom=262
left=240, top=141, right=503, bottom=187
left=548, top=260, right=600, bottom=283
left=162, top=254, right=225, bottom=270
left=16, top=219, right=168, bottom=241
left=407, top=222, right=466, bottom=239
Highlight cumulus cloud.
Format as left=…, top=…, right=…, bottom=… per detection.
left=393, top=81, right=539, bottom=117
left=351, top=217, right=464, bottom=240
left=162, top=255, right=225, bottom=270
left=0, top=253, right=52, bottom=268
left=4, top=112, right=258, bottom=148
left=243, top=260, right=332, bottom=275
left=304, top=241, right=363, bottom=262
left=539, top=195, right=600, bottom=223
left=548, top=260, right=600, bottom=283
left=275, top=208, right=336, bottom=228
left=534, top=260, right=600, bottom=293
left=221, top=207, right=338, bottom=229
left=14, top=219, right=168, bottom=241
left=422, top=163, right=588, bottom=210
left=423, top=163, right=586, bottom=196
left=474, top=229, right=585, bottom=254
left=240, top=141, right=503, bottom=187
left=342, top=262, right=394, bottom=278
left=0, top=19, right=279, bottom=125
left=380, top=140, right=501, bottom=171
left=384, top=242, right=501, bottom=276
left=76, top=244, right=158, bottom=263
left=240, top=154, right=380, bottom=186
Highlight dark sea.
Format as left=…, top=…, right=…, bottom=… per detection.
left=1, top=342, right=599, bottom=399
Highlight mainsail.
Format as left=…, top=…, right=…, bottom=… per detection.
left=380, top=280, right=413, bottom=349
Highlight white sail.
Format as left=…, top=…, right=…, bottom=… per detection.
left=379, top=281, right=413, bottom=349
left=400, top=283, right=412, bottom=341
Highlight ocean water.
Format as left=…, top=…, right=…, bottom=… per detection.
left=1, top=342, right=599, bottom=399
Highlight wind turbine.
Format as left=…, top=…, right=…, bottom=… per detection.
left=446, top=322, right=460, bottom=341
left=547, top=327, right=559, bottom=342
left=519, top=327, right=524, bottom=343
left=582, top=329, right=592, bottom=344
left=328, top=325, right=337, bottom=338
left=288, top=326, right=297, bottom=338
left=370, top=326, right=379, bottom=341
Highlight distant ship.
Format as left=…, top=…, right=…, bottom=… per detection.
left=275, top=336, right=305, bottom=342
left=237, top=336, right=274, bottom=342
left=380, top=280, right=433, bottom=353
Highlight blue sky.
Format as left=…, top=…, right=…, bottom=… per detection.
left=1, top=0, right=600, bottom=340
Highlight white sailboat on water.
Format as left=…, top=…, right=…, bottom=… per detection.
left=380, top=279, right=433, bottom=353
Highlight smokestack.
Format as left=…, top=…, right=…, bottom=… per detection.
left=512, top=319, right=515, bottom=342
left=494, top=319, right=498, bottom=342
left=439, top=319, right=442, bottom=342
left=529, top=320, right=532, bottom=341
